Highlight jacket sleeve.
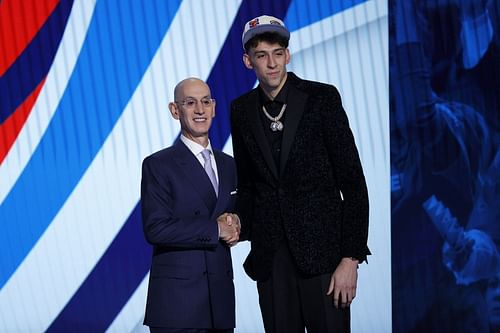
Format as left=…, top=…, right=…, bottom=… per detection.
left=140, top=156, right=219, bottom=248
left=321, top=87, right=371, bottom=262
left=230, top=101, right=255, bottom=241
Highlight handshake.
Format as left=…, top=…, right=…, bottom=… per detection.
left=217, top=213, right=240, bottom=247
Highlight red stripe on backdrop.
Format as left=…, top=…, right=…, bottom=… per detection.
left=0, top=78, right=45, bottom=163
left=0, top=0, right=60, bottom=76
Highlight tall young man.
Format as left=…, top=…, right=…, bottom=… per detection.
left=230, top=15, right=370, bottom=333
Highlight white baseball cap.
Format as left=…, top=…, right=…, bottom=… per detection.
left=242, top=15, right=290, bottom=48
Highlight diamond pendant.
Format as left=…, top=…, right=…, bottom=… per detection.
left=270, top=120, right=283, bottom=131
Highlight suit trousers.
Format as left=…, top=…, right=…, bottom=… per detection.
left=256, top=241, right=350, bottom=333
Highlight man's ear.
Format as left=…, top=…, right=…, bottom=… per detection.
left=285, top=48, right=291, bottom=65
left=168, top=102, right=180, bottom=120
left=243, top=53, right=253, bottom=69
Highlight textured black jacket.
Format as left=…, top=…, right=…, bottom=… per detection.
left=230, top=72, right=370, bottom=281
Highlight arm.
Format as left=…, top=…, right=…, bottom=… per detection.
left=230, top=103, right=255, bottom=241
left=322, top=87, right=370, bottom=307
left=322, top=87, right=370, bottom=262
left=141, top=156, right=220, bottom=248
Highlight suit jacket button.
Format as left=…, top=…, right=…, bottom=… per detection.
left=194, top=210, right=200, bottom=215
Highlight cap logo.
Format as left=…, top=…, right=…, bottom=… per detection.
left=249, top=18, right=259, bottom=28
left=269, top=20, right=281, bottom=26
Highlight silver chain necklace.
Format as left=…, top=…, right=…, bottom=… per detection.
left=262, top=103, right=287, bottom=131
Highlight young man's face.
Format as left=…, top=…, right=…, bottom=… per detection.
left=243, top=40, right=290, bottom=96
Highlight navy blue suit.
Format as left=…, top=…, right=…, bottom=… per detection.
left=141, top=140, right=237, bottom=330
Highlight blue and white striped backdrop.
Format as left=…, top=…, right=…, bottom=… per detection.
left=0, top=1, right=389, bottom=332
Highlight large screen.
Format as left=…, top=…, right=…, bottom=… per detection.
left=0, top=1, right=389, bottom=332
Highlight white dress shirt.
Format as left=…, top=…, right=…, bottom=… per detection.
left=180, top=135, right=219, bottom=183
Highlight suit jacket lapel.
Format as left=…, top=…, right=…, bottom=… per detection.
left=280, top=82, right=307, bottom=176
left=246, top=89, right=279, bottom=179
left=173, top=141, right=217, bottom=211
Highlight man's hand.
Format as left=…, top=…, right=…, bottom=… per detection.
left=226, top=213, right=241, bottom=234
left=217, top=213, right=240, bottom=246
left=327, top=257, right=359, bottom=308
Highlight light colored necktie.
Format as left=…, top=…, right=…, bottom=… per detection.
left=201, top=149, right=218, bottom=195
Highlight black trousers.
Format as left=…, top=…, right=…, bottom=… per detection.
left=257, top=242, right=350, bottom=333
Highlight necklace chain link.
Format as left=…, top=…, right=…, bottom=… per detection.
left=262, top=103, right=286, bottom=131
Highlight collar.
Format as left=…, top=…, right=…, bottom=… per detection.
left=180, top=135, right=214, bottom=157
left=259, top=75, right=290, bottom=106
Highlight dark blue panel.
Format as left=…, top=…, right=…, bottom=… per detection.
left=390, top=0, right=500, bottom=332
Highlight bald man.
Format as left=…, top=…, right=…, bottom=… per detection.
left=141, top=78, right=239, bottom=333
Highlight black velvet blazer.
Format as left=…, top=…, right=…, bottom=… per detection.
left=230, top=72, right=370, bottom=281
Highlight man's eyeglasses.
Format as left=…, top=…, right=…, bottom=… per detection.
left=175, top=97, right=214, bottom=109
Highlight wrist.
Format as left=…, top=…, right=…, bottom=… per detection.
left=342, top=257, right=360, bottom=268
